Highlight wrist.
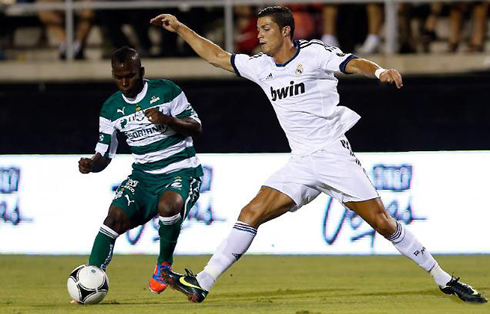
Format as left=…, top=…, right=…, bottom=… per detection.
left=374, top=68, right=386, bottom=79
left=159, top=114, right=173, bottom=125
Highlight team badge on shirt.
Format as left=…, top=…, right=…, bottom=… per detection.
left=295, top=64, right=303, bottom=76
left=150, top=96, right=160, bottom=104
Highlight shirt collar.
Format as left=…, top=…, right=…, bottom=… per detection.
left=122, top=80, right=148, bottom=104
left=275, top=40, right=300, bottom=67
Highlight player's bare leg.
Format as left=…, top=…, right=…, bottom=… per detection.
left=161, top=187, right=295, bottom=302
left=149, top=190, right=185, bottom=294
left=345, top=198, right=487, bottom=303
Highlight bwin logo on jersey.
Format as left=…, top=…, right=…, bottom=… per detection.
left=270, top=81, right=305, bottom=101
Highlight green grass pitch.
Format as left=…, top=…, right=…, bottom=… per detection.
left=0, top=254, right=488, bottom=313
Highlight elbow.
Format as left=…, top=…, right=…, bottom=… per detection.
left=187, top=123, right=202, bottom=138
left=193, top=124, right=203, bottom=137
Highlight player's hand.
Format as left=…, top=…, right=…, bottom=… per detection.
left=145, top=108, right=171, bottom=124
left=379, top=69, right=403, bottom=89
left=78, top=158, right=93, bottom=174
left=150, top=14, right=181, bottom=33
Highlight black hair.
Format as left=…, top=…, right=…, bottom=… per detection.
left=258, top=6, right=295, bottom=39
left=111, top=46, right=141, bottom=67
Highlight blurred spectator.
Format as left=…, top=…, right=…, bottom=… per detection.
left=358, top=3, right=383, bottom=54
left=398, top=3, right=417, bottom=53
left=448, top=2, right=488, bottom=52
left=421, top=2, right=488, bottom=53
left=96, top=8, right=154, bottom=58
left=282, top=4, right=322, bottom=41
left=321, top=4, right=340, bottom=47
left=37, top=0, right=94, bottom=59
left=234, top=5, right=258, bottom=54
left=421, top=2, right=443, bottom=53
left=156, top=7, right=208, bottom=57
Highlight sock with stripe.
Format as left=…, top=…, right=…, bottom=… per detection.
left=197, top=221, right=257, bottom=291
left=88, top=225, right=119, bottom=271
left=388, top=221, right=451, bottom=286
left=157, top=213, right=183, bottom=265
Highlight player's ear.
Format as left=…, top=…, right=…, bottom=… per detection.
left=140, top=66, right=145, bottom=78
left=282, top=26, right=291, bottom=38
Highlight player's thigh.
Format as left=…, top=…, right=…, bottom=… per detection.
left=111, top=175, right=158, bottom=226
left=238, top=186, right=297, bottom=228
left=344, top=198, right=396, bottom=237
left=157, top=174, right=202, bottom=219
left=262, top=157, right=321, bottom=212
left=314, top=136, right=379, bottom=203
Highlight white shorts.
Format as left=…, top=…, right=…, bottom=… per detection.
left=263, top=136, right=379, bottom=211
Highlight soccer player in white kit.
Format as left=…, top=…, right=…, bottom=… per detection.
left=150, top=6, right=487, bottom=304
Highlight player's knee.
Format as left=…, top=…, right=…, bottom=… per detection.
left=158, top=200, right=181, bottom=218
left=238, top=202, right=267, bottom=228
left=103, top=207, right=130, bottom=234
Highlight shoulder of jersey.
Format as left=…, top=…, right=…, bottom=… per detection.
left=149, top=78, right=182, bottom=93
left=248, top=52, right=267, bottom=61
left=299, top=39, right=337, bottom=52
left=102, top=91, right=123, bottom=111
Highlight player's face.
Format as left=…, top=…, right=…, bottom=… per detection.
left=257, top=16, right=284, bottom=56
left=112, top=62, right=144, bottom=98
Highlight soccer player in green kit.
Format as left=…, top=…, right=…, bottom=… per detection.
left=78, top=46, right=203, bottom=297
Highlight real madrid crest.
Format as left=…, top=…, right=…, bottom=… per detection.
left=295, top=64, right=303, bottom=76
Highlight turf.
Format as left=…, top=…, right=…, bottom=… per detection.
left=0, top=254, right=488, bottom=313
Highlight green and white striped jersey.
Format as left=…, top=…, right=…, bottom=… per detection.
left=95, top=79, right=202, bottom=176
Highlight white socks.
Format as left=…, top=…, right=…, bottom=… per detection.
left=388, top=222, right=451, bottom=286
left=197, top=221, right=257, bottom=291
left=197, top=220, right=452, bottom=291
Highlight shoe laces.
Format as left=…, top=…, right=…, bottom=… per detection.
left=449, top=277, right=476, bottom=295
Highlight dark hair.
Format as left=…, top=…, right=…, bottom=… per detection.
left=258, top=6, right=295, bottom=39
left=111, top=46, right=141, bottom=67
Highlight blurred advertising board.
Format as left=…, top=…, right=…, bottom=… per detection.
left=1, top=152, right=489, bottom=255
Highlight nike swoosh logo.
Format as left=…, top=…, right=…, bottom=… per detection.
left=179, top=277, right=202, bottom=290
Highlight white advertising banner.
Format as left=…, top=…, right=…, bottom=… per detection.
left=1, top=152, right=489, bottom=255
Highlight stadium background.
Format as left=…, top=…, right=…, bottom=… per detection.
left=1, top=0, right=489, bottom=312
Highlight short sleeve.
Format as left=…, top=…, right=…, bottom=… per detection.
left=318, top=45, right=358, bottom=74
left=231, top=53, right=260, bottom=83
left=95, top=105, right=118, bottom=158
left=171, top=91, right=201, bottom=124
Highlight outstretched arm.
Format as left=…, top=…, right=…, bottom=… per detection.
left=345, top=58, right=403, bottom=89
left=79, top=153, right=111, bottom=174
left=151, top=14, right=234, bottom=73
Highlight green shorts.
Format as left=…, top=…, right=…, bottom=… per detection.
left=111, top=168, right=202, bottom=226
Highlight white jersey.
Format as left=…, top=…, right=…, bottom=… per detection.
left=232, top=39, right=361, bottom=156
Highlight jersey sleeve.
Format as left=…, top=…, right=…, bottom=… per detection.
left=231, top=53, right=260, bottom=83
left=165, top=80, right=201, bottom=124
left=94, top=103, right=118, bottom=158
left=171, top=91, right=201, bottom=124
left=317, top=45, right=358, bottom=74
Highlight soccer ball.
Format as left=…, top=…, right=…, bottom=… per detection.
left=67, top=265, right=109, bottom=304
